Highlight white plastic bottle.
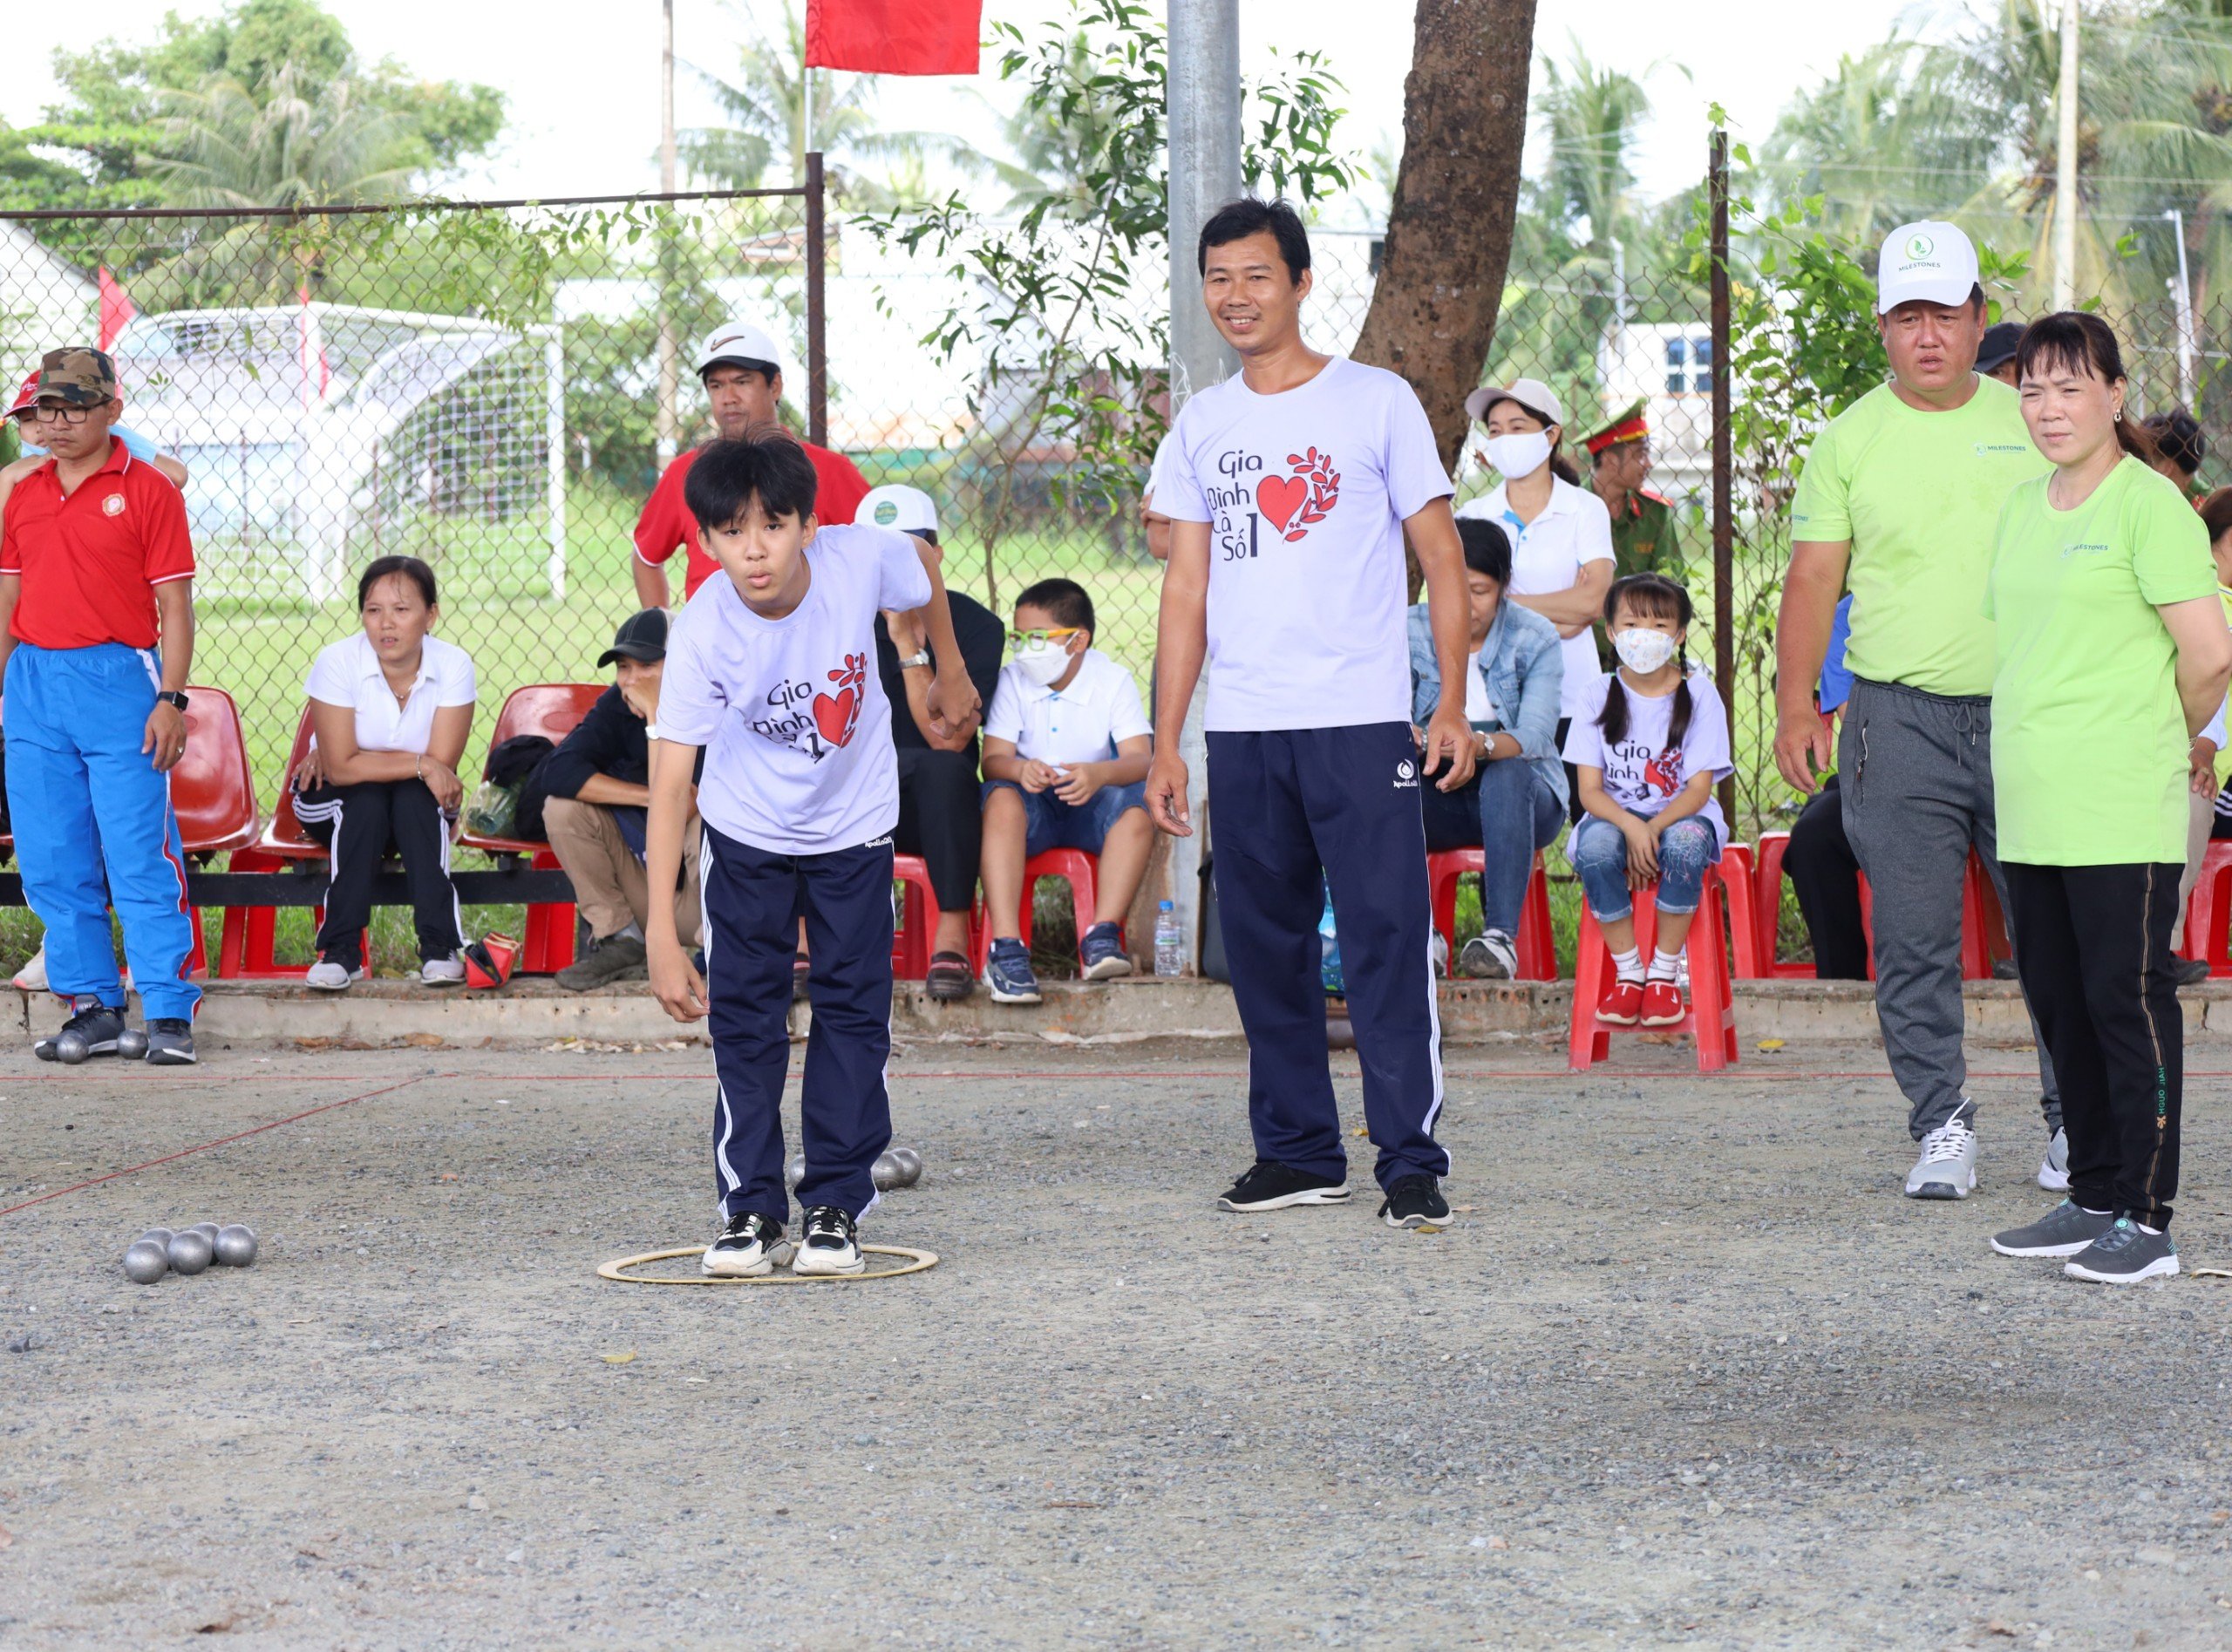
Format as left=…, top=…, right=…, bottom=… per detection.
left=1153, top=900, right=1184, bottom=977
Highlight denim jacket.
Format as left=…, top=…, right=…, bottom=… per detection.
left=1405, top=599, right=1569, bottom=812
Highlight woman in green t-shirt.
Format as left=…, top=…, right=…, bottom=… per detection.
left=1984, top=312, right=2232, bottom=1284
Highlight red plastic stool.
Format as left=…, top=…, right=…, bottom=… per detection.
left=1719, top=841, right=1762, bottom=979
left=1426, top=850, right=1555, bottom=979
left=972, top=849, right=1100, bottom=976
left=890, top=853, right=943, bottom=980
left=1569, top=864, right=1739, bottom=1073
left=1755, top=828, right=1881, bottom=981
left=2180, top=840, right=2232, bottom=977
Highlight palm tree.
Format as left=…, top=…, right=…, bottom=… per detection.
left=148, top=61, right=412, bottom=210
left=1535, top=38, right=1656, bottom=267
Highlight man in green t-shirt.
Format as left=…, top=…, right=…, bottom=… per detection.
left=1775, top=219, right=2062, bottom=1205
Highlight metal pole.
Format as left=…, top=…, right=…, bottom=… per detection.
left=806, top=150, right=827, bottom=447
left=1165, top=0, right=1242, bottom=970
left=2167, top=207, right=2198, bottom=408
left=655, top=0, right=681, bottom=468
left=1709, top=129, right=1737, bottom=832
left=2053, top=0, right=2079, bottom=310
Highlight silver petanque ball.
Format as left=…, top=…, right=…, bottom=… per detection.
left=116, top=1028, right=149, bottom=1060
left=167, top=1230, right=214, bottom=1275
left=187, top=1222, right=220, bottom=1244
left=784, top=1153, right=806, bottom=1192
left=52, top=1030, right=89, bottom=1064
left=123, top=1241, right=170, bottom=1284
left=213, top=1225, right=258, bottom=1268
left=889, top=1147, right=922, bottom=1187
left=137, top=1227, right=174, bottom=1249
left=871, top=1151, right=902, bottom=1192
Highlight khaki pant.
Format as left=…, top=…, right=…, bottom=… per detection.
left=543, top=796, right=701, bottom=947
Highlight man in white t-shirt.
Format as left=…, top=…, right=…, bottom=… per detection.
left=643, top=432, right=978, bottom=1278
left=1147, top=198, right=1479, bottom=1232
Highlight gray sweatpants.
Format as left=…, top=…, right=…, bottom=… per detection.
left=1839, top=677, right=2060, bottom=1139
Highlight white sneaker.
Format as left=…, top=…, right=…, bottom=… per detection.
left=420, top=956, right=466, bottom=986
left=12, top=944, right=46, bottom=992
left=793, top=1205, right=866, bottom=1275
left=1429, top=929, right=1449, bottom=978
left=1906, top=1112, right=1978, bottom=1200
left=701, top=1212, right=793, bottom=1277
left=305, top=959, right=365, bottom=991
left=2038, top=1126, right=2071, bottom=1193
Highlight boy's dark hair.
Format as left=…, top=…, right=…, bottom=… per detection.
left=358, top=554, right=437, bottom=609
left=1597, top=572, right=1695, bottom=753
left=1456, top=518, right=1513, bottom=586
left=684, top=431, right=820, bottom=530
left=1015, top=577, right=1093, bottom=635
left=2145, top=407, right=2206, bottom=476
left=1197, top=198, right=1311, bottom=284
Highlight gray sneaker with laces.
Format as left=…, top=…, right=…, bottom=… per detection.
left=1990, top=1200, right=2113, bottom=1258
left=1905, top=1112, right=1978, bottom=1200
left=2064, top=1217, right=2180, bottom=1284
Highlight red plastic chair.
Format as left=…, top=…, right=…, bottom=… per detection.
left=1426, top=850, right=1556, bottom=979
left=168, top=687, right=262, bottom=977
left=1756, top=833, right=1999, bottom=981
left=891, top=853, right=942, bottom=979
left=2180, top=840, right=2232, bottom=977
left=1718, top=841, right=1762, bottom=979
left=1569, top=864, right=1739, bottom=1074
left=218, top=710, right=324, bottom=979
left=458, top=684, right=606, bottom=974
left=972, top=849, right=1099, bottom=976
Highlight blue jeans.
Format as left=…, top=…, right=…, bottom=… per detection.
left=1419, top=758, right=1566, bottom=935
left=982, top=777, right=1147, bottom=858
left=1570, top=814, right=1718, bottom=922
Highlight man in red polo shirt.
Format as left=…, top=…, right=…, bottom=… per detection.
left=630, top=318, right=870, bottom=606
left=0, top=347, right=201, bottom=1065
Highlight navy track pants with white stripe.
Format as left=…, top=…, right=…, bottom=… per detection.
left=704, top=823, right=894, bottom=1223
left=1207, top=723, right=1447, bottom=1190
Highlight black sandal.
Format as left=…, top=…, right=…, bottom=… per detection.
left=925, top=950, right=975, bottom=1003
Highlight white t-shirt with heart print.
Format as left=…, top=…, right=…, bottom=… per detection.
left=659, top=524, right=932, bottom=854
left=1159, top=356, right=1453, bottom=732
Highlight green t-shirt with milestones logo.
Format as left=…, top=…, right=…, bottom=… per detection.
left=1789, top=376, right=2047, bottom=697
left=1984, top=457, right=2217, bottom=866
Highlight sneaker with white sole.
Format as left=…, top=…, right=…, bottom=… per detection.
left=1990, top=1200, right=2114, bottom=1258
left=2037, top=1126, right=2071, bottom=1193
left=2064, top=1217, right=2180, bottom=1284
left=305, top=957, right=365, bottom=991
left=1905, top=1112, right=1978, bottom=1200
left=11, top=944, right=46, bottom=993
left=1458, top=930, right=1518, bottom=980
left=144, top=1018, right=196, bottom=1065
left=33, top=997, right=124, bottom=1061
left=702, top=1211, right=793, bottom=1277
left=420, top=955, right=466, bottom=986
left=1379, top=1173, right=1454, bottom=1230
left=793, top=1205, right=865, bottom=1275
left=983, top=937, right=1041, bottom=1005
left=1079, top=921, right=1133, bottom=981
left=1217, top=1159, right=1351, bottom=1212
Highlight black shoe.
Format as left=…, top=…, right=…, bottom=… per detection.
left=556, top=934, right=648, bottom=991
left=145, top=1017, right=197, bottom=1065
left=793, top=1205, right=865, bottom=1275
left=34, top=997, right=126, bottom=1063
left=1379, top=1173, right=1454, bottom=1230
left=2173, top=955, right=2213, bottom=987
left=1217, top=1159, right=1351, bottom=1213
left=1991, top=957, right=2019, bottom=982
left=925, top=950, right=974, bottom=1003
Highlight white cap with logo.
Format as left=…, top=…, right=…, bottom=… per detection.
left=693, top=318, right=786, bottom=377
left=1876, top=221, right=1980, bottom=315
left=855, top=483, right=939, bottom=535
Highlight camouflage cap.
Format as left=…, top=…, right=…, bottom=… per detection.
left=33, top=347, right=118, bottom=408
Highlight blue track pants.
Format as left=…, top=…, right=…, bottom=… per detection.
left=3, top=642, right=200, bottom=1021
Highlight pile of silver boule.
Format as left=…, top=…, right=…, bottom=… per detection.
left=122, top=1222, right=259, bottom=1283
left=784, top=1147, right=922, bottom=1193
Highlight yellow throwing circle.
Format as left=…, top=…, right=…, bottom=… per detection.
left=598, top=1243, right=940, bottom=1285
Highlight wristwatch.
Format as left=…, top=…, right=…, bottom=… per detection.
left=898, top=649, right=933, bottom=670
left=155, top=690, right=188, bottom=711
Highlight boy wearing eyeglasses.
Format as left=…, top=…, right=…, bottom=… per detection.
left=977, top=578, right=1154, bottom=1003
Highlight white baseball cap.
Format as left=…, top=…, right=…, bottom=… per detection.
left=1876, top=221, right=1980, bottom=315
left=855, top=483, right=939, bottom=535
left=1465, top=376, right=1567, bottom=429
left=693, top=319, right=785, bottom=377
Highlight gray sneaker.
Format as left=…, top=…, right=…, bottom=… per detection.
left=1458, top=930, right=1518, bottom=980
left=143, top=1017, right=197, bottom=1065
left=556, top=934, right=648, bottom=991
left=1905, top=1112, right=1978, bottom=1200
left=1990, top=1200, right=2113, bottom=1258
left=2064, top=1217, right=2180, bottom=1284
left=2037, top=1126, right=2071, bottom=1193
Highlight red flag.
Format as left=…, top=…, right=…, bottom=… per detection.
left=98, top=267, right=138, bottom=350
left=804, top=0, right=981, bottom=75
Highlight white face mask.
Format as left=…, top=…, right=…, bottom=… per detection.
left=1612, top=628, right=1679, bottom=674
left=1011, top=639, right=1072, bottom=686
left=1481, top=430, right=1553, bottom=481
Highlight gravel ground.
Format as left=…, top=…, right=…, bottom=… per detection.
left=1, top=1034, right=2229, bottom=1649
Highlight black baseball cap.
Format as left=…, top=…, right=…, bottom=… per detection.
left=597, top=608, right=669, bottom=668
left=1976, top=321, right=2024, bottom=376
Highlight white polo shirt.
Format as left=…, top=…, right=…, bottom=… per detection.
left=304, top=631, right=478, bottom=756
left=1457, top=476, right=1616, bottom=718
left=985, top=648, right=1152, bottom=767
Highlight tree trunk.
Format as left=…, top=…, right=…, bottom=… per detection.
left=1352, top=0, right=1539, bottom=482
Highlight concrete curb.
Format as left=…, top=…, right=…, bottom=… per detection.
left=18, top=973, right=2232, bottom=1050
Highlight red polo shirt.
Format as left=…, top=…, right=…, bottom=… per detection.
left=632, top=439, right=871, bottom=599
left=0, top=443, right=195, bottom=650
